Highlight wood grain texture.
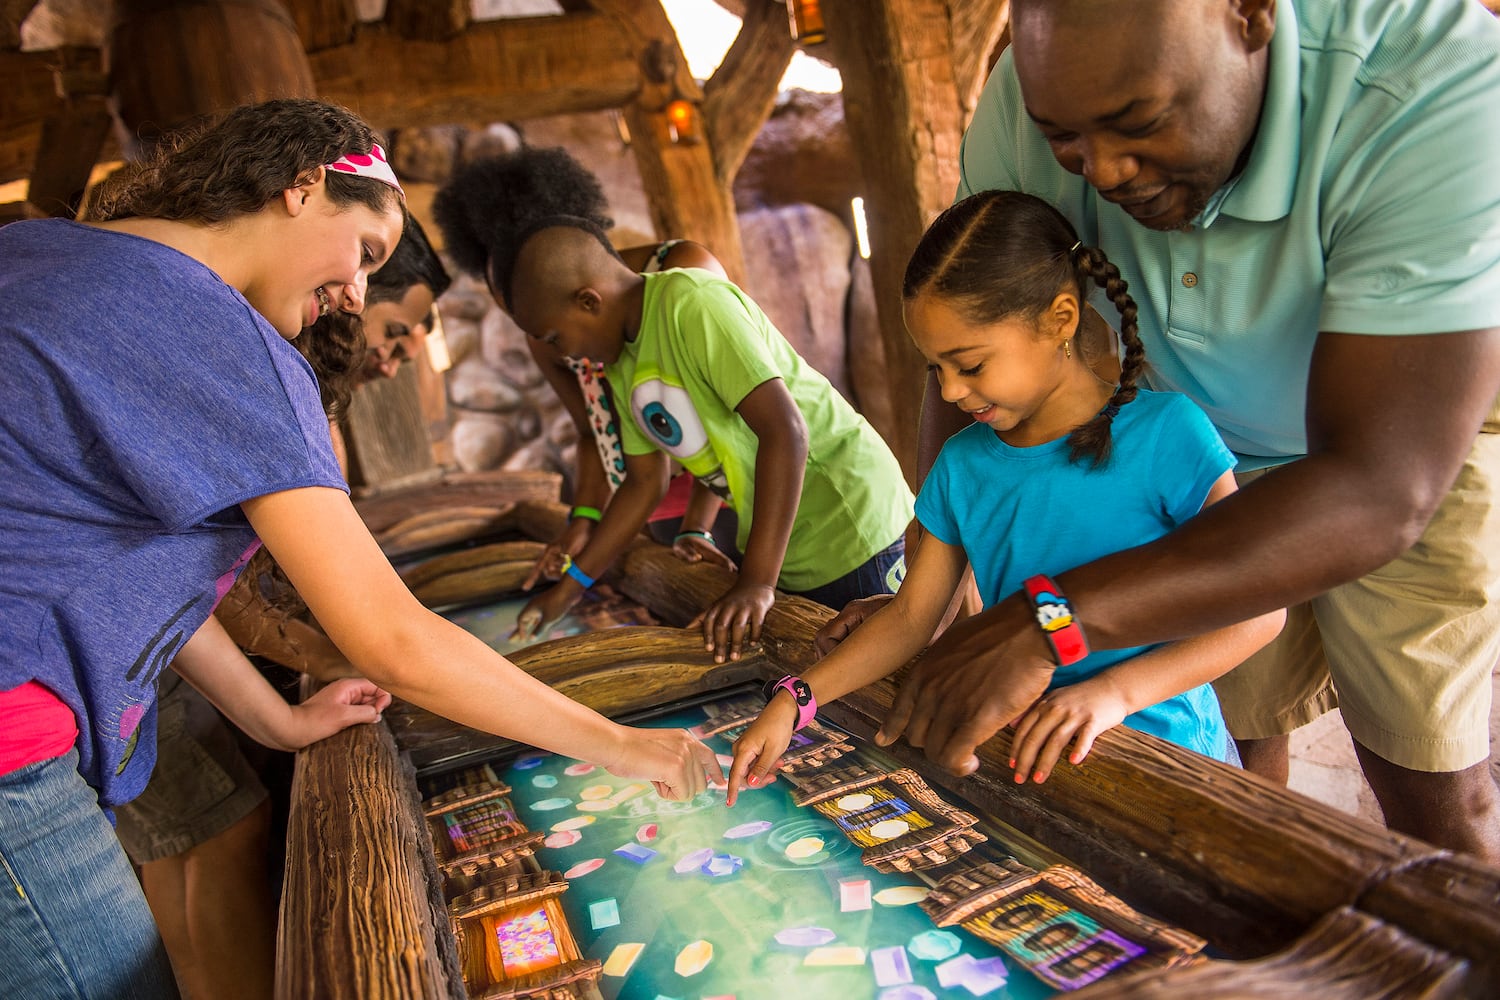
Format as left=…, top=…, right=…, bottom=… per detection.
left=278, top=712, right=458, bottom=999
left=309, top=14, right=637, bottom=130
left=353, top=474, right=559, bottom=535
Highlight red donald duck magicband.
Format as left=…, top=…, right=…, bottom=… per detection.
left=1021, top=575, right=1090, bottom=667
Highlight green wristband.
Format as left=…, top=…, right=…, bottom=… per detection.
left=675, top=529, right=714, bottom=544
left=570, top=505, right=603, bottom=523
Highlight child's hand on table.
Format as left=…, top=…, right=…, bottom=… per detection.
left=523, top=520, right=591, bottom=590
left=725, top=696, right=797, bottom=807
left=1007, top=676, right=1128, bottom=784
left=512, top=584, right=581, bottom=642
left=690, top=581, right=776, bottom=663
left=282, top=678, right=392, bottom=750
left=671, top=532, right=737, bottom=572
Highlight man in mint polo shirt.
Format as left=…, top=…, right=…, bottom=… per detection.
left=859, top=0, right=1500, bottom=858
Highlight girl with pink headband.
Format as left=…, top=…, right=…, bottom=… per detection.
left=0, top=98, right=720, bottom=1000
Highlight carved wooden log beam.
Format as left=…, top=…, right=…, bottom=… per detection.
left=277, top=714, right=457, bottom=1000
left=820, top=0, right=968, bottom=482
left=25, top=91, right=110, bottom=218
left=702, top=0, right=794, bottom=186
left=281, top=0, right=357, bottom=54
left=308, top=14, right=639, bottom=131
left=352, top=471, right=559, bottom=535
left=0, top=45, right=106, bottom=184
left=590, top=0, right=748, bottom=285
left=383, top=0, right=468, bottom=43
left=821, top=677, right=1500, bottom=991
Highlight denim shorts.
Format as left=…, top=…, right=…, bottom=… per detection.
left=791, top=537, right=907, bottom=611
left=114, top=673, right=268, bottom=864
left=0, top=749, right=181, bottom=999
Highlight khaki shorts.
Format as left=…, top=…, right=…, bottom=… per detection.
left=114, top=673, right=269, bottom=864
left=1213, top=426, right=1500, bottom=773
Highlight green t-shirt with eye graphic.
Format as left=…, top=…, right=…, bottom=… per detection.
left=606, top=269, right=913, bottom=592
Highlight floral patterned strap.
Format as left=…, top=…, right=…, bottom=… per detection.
left=568, top=357, right=627, bottom=490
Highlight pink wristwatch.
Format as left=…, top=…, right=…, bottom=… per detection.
left=763, top=674, right=817, bottom=731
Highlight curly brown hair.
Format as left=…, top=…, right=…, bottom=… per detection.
left=83, top=98, right=400, bottom=224
left=903, top=189, right=1145, bottom=468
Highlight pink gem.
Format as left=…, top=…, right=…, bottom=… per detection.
left=545, top=830, right=581, bottom=849
left=564, top=858, right=605, bottom=878
left=637, top=823, right=659, bottom=843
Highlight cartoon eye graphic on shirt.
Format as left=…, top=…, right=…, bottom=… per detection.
left=630, top=380, right=709, bottom=459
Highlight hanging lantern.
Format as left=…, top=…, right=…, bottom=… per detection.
left=786, top=0, right=826, bottom=46
left=664, top=98, right=701, bottom=145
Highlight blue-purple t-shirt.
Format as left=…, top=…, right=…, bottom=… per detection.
left=0, top=220, right=346, bottom=806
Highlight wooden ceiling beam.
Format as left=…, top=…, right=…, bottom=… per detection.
left=703, top=0, right=793, bottom=186
left=2, top=0, right=38, bottom=49
left=308, top=13, right=638, bottom=130
left=383, top=0, right=468, bottom=43
left=282, top=0, right=358, bottom=53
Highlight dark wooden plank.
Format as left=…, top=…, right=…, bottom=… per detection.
left=383, top=0, right=467, bottom=42
left=281, top=0, right=358, bottom=53
left=25, top=95, right=111, bottom=218
left=308, top=14, right=637, bottom=131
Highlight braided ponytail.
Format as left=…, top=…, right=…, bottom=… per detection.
left=1064, top=243, right=1146, bottom=468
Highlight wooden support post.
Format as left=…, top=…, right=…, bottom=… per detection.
left=24, top=45, right=110, bottom=219
left=821, top=0, right=970, bottom=484
left=593, top=0, right=747, bottom=286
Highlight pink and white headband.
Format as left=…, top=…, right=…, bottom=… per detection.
left=325, top=143, right=404, bottom=200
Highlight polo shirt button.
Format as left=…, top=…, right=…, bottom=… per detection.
left=1182, top=272, right=1199, bottom=288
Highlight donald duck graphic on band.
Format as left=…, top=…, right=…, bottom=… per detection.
left=1033, top=589, right=1074, bottom=633
left=629, top=376, right=734, bottom=503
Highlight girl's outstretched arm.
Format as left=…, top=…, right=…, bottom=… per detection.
left=726, top=530, right=969, bottom=804
left=242, top=485, right=721, bottom=801
left=1008, top=472, right=1286, bottom=783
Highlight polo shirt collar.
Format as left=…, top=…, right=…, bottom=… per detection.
left=1196, top=0, right=1301, bottom=227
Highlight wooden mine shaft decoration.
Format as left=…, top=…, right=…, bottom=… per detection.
left=787, top=761, right=987, bottom=873
left=922, top=861, right=1208, bottom=991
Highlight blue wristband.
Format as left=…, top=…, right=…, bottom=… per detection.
left=564, top=561, right=596, bottom=589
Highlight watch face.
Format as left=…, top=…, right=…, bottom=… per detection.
left=763, top=676, right=812, bottom=707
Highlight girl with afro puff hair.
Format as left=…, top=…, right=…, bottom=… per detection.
left=433, top=146, right=739, bottom=586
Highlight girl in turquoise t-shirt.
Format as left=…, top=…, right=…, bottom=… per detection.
left=728, top=191, right=1285, bottom=802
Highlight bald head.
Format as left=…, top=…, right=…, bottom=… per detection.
left=1009, top=0, right=1273, bottom=231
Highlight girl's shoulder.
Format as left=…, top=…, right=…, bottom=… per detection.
left=1124, top=388, right=1213, bottom=428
